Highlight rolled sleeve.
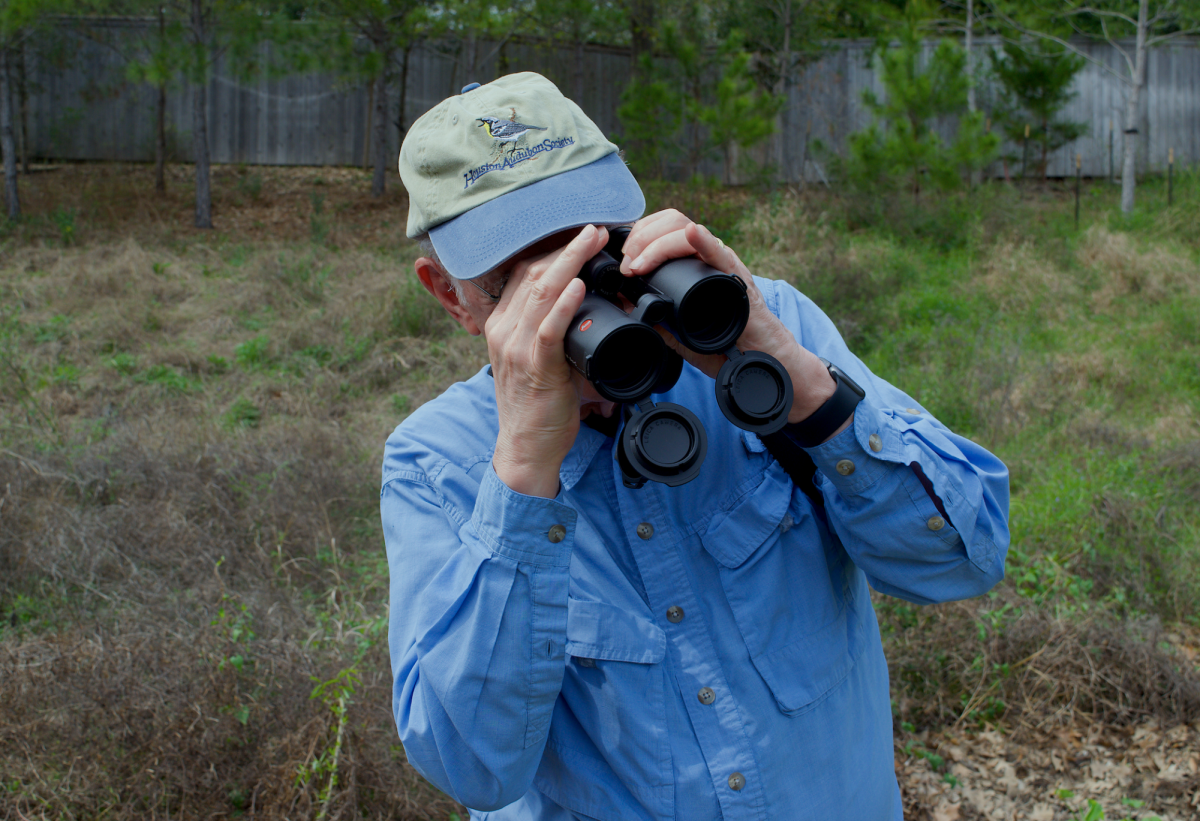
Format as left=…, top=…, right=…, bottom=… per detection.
left=471, top=466, right=578, bottom=568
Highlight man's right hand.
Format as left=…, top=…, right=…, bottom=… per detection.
left=486, top=225, right=610, bottom=499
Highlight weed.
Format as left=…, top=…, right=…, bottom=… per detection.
left=310, top=192, right=330, bottom=246
left=279, top=255, right=330, bottom=302
left=206, top=354, right=229, bottom=374
left=108, top=352, right=138, bottom=375
left=136, top=364, right=195, bottom=393
left=52, top=207, right=77, bottom=246
left=298, top=666, right=360, bottom=821
left=237, top=172, right=264, bottom=202
left=389, top=275, right=451, bottom=339
left=391, top=393, right=412, bottom=416
left=224, top=397, right=262, bottom=429
left=234, top=335, right=273, bottom=369
left=33, top=315, right=70, bottom=344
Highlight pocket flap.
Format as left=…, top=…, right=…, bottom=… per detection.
left=566, top=599, right=666, bottom=664
left=701, top=464, right=793, bottom=569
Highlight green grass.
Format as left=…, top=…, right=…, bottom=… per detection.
left=1, top=168, right=1197, bottom=817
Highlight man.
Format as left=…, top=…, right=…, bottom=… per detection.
left=382, top=72, right=1009, bottom=820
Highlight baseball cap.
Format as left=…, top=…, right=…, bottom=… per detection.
left=399, top=72, right=645, bottom=280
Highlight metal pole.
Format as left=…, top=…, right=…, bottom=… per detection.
left=1080, top=152, right=1089, bottom=229
left=1168, top=147, right=1174, bottom=206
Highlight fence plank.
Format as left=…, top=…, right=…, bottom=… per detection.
left=21, top=22, right=1199, bottom=180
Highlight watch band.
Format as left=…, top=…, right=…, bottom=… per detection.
left=782, top=359, right=865, bottom=448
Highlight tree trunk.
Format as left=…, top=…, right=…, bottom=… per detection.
left=464, top=30, right=477, bottom=86
left=17, top=42, right=28, bottom=173
left=1, top=49, right=21, bottom=220
left=372, top=61, right=389, bottom=197
left=627, top=0, right=656, bottom=171
left=192, top=0, right=212, bottom=228
left=629, top=0, right=654, bottom=77
left=574, top=36, right=584, bottom=103
left=777, top=0, right=792, bottom=182
left=966, top=0, right=979, bottom=186
left=193, top=81, right=211, bottom=227
left=965, top=0, right=975, bottom=113
left=396, top=46, right=410, bottom=145
left=156, top=83, right=166, bottom=193
left=156, top=5, right=166, bottom=193
left=1120, top=0, right=1149, bottom=214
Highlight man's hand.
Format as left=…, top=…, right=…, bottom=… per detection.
left=618, top=211, right=840, bottom=427
left=486, top=225, right=609, bottom=499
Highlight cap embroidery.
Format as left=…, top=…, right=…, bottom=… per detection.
left=464, top=108, right=575, bottom=188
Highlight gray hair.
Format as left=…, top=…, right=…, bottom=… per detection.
left=413, top=232, right=506, bottom=302
left=413, top=222, right=634, bottom=302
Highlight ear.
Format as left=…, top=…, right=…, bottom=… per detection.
left=415, top=257, right=483, bottom=336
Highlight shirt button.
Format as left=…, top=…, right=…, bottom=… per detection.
left=666, top=606, right=684, bottom=623
left=835, top=459, right=855, bottom=476
left=697, top=687, right=716, bottom=705
left=636, top=522, right=654, bottom=540
left=869, top=433, right=882, bottom=452
left=547, top=524, right=567, bottom=543
left=728, top=772, right=746, bottom=791
left=927, top=515, right=946, bottom=531
left=906, top=408, right=921, bottom=415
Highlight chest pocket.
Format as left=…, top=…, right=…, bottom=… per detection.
left=536, top=599, right=673, bottom=821
left=701, top=462, right=867, bottom=715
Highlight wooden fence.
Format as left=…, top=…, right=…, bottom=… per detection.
left=18, top=20, right=1200, bottom=181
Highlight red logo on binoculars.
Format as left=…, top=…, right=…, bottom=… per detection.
left=579, top=319, right=593, bottom=332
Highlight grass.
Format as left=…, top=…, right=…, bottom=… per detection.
left=1, top=162, right=1199, bottom=819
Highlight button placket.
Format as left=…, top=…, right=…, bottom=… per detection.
left=611, top=479, right=761, bottom=816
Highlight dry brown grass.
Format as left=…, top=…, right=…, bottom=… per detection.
left=1077, top=227, right=1200, bottom=313
left=0, top=164, right=482, bottom=819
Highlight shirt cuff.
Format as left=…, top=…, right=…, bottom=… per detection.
left=469, top=464, right=578, bottom=568
left=801, top=400, right=903, bottom=495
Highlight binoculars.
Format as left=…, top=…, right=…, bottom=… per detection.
left=564, top=227, right=794, bottom=489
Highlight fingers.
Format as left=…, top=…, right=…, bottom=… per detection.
left=491, top=225, right=606, bottom=327
left=684, top=223, right=740, bottom=276
left=619, top=209, right=691, bottom=273
left=537, top=277, right=587, bottom=358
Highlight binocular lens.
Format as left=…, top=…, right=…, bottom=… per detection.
left=677, top=275, right=749, bottom=352
left=642, top=259, right=750, bottom=354
left=590, top=324, right=664, bottom=400
left=565, top=294, right=670, bottom=404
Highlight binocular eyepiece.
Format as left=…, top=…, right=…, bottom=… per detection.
left=563, top=227, right=794, bottom=489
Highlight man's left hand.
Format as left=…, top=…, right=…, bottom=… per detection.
left=617, top=210, right=838, bottom=426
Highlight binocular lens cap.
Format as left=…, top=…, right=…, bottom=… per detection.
left=715, top=351, right=794, bottom=435
left=619, top=403, right=707, bottom=487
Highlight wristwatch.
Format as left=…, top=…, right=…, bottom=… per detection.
left=783, top=358, right=865, bottom=448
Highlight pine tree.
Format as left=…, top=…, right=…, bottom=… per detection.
left=990, top=40, right=1086, bottom=180
left=841, top=5, right=997, bottom=197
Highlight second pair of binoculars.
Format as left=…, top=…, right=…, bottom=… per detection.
left=564, top=227, right=794, bottom=489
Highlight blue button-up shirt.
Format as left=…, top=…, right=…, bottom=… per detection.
left=381, top=277, right=1010, bottom=820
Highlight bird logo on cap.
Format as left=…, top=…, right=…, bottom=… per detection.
left=478, top=109, right=547, bottom=156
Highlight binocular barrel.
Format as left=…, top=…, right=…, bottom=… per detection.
left=562, top=226, right=793, bottom=488
left=563, top=293, right=670, bottom=403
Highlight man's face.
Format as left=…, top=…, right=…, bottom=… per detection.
left=416, top=227, right=618, bottom=420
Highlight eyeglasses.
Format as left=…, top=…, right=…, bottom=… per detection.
left=466, top=272, right=511, bottom=303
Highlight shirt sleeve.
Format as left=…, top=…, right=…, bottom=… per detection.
left=383, top=463, right=575, bottom=810
left=762, top=277, right=1011, bottom=605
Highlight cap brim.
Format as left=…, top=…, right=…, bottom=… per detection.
left=429, top=153, right=645, bottom=280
